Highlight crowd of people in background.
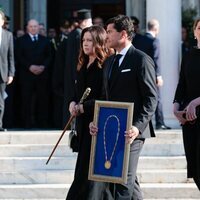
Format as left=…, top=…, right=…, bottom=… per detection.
left=0, top=9, right=197, bottom=131
left=2, top=11, right=106, bottom=130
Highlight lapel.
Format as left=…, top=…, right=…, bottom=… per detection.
left=109, top=45, right=135, bottom=90
left=0, top=29, right=6, bottom=57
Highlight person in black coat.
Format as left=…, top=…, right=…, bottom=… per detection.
left=66, top=25, right=113, bottom=200
left=0, top=11, right=15, bottom=131
left=89, top=15, right=157, bottom=200
left=173, top=18, right=200, bottom=190
left=62, top=9, right=92, bottom=126
left=16, top=19, right=51, bottom=128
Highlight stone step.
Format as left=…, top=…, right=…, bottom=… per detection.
left=141, top=143, right=184, bottom=156
left=0, top=144, right=73, bottom=157
left=0, top=184, right=68, bottom=199
left=0, top=157, right=76, bottom=171
left=0, top=143, right=184, bottom=157
left=137, top=169, right=193, bottom=183
left=0, top=130, right=69, bottom=145
left=138, top=156, right=187, bottom=169
left=0, top=156, right=186, bottom=171
left=0, top=183, right=198, bottom=199
left=0, top=130, right=182, bottom=145
left=0, top=170, right=74, bottom=184
left=141, top=183, right=200, bottom=198
left=0, top=168, right=193, bottom=185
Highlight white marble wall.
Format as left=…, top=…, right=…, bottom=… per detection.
left=146, top=0, right=182, bottom=128
left=26, top=0, right=47, bottom=26
left=126, top=0, right=146, bottom=32
left=0, top=0, right=13, bottom=31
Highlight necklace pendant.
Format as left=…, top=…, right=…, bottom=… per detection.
left=104, top=161, right=111, bottom=169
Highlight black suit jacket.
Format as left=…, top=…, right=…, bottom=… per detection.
left=0, top=29, right=15, bottom=82
left=103, top=45, right=157, bottom=138
left=133, top=32, right=161, bottom=76
left=16, top=34, right=51, bottom=75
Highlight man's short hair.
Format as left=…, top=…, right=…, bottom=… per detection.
left=105, top=15, right=134, bottom=40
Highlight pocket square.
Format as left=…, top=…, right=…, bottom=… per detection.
left=121, top=69, right=131, bottom=73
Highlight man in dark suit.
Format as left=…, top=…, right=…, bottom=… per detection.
left=0, top=11, right=15, bottom=131
left=133, top=19, right=171, bottom=130
left=89, top=15, right=157, bottom=200
left=16, top=19, right=51, bottom=128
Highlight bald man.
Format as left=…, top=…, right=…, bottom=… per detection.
left=16, top=19, right=51, bottom=128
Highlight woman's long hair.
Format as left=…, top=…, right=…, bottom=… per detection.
left=77, top=25, right=113, bottom=71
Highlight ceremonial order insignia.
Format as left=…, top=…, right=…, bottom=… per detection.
left=88, top=100, right=134, bottom=184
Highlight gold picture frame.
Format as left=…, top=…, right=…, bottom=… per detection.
left=88, top=100, right=134, bottom=184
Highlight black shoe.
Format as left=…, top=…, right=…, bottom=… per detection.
left=0, top=127, right=7, bottom=131
left=156, top=125, right=171, bottom=130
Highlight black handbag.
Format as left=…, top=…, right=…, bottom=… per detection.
left=68, top=129, right=79, bottom=152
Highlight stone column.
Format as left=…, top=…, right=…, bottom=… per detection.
left=0, top=0, right=14, bottom=31
left=26, top=0, right=47, bottom=26
left=146, top=0, right=181, bottom=128
left=126, top=0, right=146, bottom=32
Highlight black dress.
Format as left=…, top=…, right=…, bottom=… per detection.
left=174, top=47, right=200, bottom=190
left=66, top=60, right=103, bottom=200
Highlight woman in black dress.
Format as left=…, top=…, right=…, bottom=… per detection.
left=173, top=18, right=200, bottom=190
left=66, top=25, right=113, bottom=200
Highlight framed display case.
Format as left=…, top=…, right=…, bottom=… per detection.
left=88, top=100, right=134, bottom=184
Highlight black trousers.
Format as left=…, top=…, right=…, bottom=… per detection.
left=155, top=86, right=164, bottom=126
left=20, top=72, right=49, bottom=128
left=0, top=83, right=6, bottom=128
left=182, top=122, right=200, bottom=190
left=87, top=139, right=145, bottom=200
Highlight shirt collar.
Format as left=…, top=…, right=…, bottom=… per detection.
left=29, top=33, right=38, bottom=39
left=116, top=43, right=132, bottom=56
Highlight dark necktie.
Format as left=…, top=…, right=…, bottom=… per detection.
left=33, top=36, right=37, bottom=42
left=109, top=54, right=123, bottom=83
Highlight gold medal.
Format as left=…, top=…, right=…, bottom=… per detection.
left=103, top=115, right=120, bottom=170
left=104, top=160, right=111, bottom=169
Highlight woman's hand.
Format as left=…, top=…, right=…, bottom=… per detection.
left=69, top=101, right=78, bottom=116
left=185, top=101, right=198, bottom=121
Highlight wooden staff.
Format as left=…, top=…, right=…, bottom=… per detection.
left=46, top=87, right=91, bottom=165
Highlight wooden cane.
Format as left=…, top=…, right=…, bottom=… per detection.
left=46, top=87, right=91, bottom=165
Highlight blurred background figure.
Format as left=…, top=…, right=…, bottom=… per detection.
left=16, top=19, right=51, bottom=129
left=92, top=16, right=104, bottom=26
left=131, top=16, right=146, bottom=49
left=2, top=15, right=10, bottom=30
left=16, top=29, right=25, bottom=38
left=133, top=18, right=171, bottom=130
left=182, top=26, right=191, bottom=57
left=39, top=22, right=46, bottom=36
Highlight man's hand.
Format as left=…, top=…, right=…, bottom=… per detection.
left=29, top=65, right=45, bottom=75
left=156, top=76, right=163, bottom=87
left=7, top=76, right=13, bottom=85
left=125, top=126, right=139, bottom=144
left=173, top=103, right=187, bottom=125
left=89, top=122, right=98, bottom=136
